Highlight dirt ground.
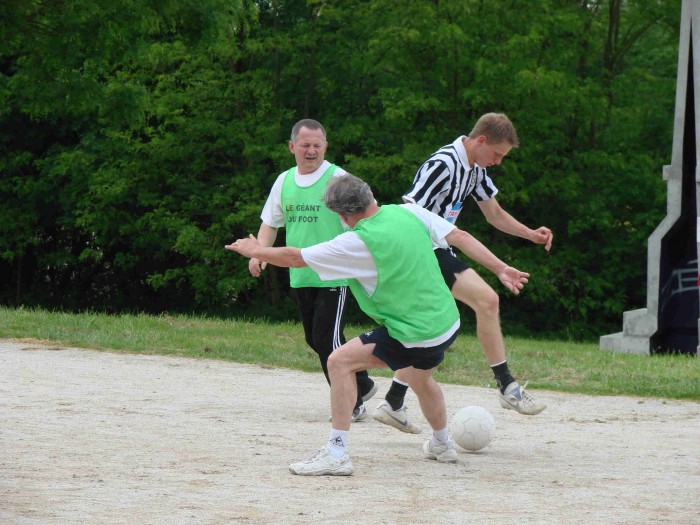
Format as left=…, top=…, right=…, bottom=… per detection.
left=1, top=339, right=699, bottom=525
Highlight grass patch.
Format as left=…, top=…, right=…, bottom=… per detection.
left=1, top=306, right=698, bottom=401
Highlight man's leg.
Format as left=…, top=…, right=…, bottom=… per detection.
left=400, top=367, right=457, bottom=464
left=450, top=268, right=507, bottom=367
left=297, top=287, right=376, bottom=415
left=293, top=288, right=331, bottom=380
left=327, top=338, right=388, bottom=430
left=311, top=287, right=376, bottom=414
left=289, top=337, right=387, bottom=476
left=379, top=268, right=545, bottom=421
left=398, top=367, right=447, bottom=430
left=451, top=269, right=546, bottom=415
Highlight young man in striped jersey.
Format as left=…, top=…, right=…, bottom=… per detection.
left=374, top=113, right=552, bottom=433
left=226, top=174, right=529, bottom=475
left=248, top=119, right=377, bottom=422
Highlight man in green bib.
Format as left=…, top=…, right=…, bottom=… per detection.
left=249, top=119, right=377, bottom=422
left=227, top=174, right=529, bottom=476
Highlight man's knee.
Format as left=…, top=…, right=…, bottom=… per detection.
left=329, top=340, right=381, bottom=376
left=453, top=273, right=500, bottom=315
left=479, top=288, right=500, bottom=315
left=405, top=371, right=438, bottom=396
left=327, top=347, right=346, bottom=368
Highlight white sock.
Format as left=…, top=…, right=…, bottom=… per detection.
left=326, top=429, right=349, bottom=458
left=431, top=427, right=450, bottom=446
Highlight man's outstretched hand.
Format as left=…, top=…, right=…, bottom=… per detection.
left=497, top=266, right=529, bottom=295
left=225, top=234, right=260, bottom=260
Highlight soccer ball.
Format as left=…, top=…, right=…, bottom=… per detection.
left=450, top=405, right=495, bottom=452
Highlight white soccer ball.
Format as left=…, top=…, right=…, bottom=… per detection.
left=450, top=405, right=495, bottom=452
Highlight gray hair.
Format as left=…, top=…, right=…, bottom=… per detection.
left=324, top=174, right=373, bottom=216
left=290, top=119, right=326, bottom=142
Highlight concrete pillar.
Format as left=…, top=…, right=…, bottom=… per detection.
left=600, top=0, right=699, bottom=356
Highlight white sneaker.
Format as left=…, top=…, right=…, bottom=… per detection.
left=289, top=447, right=354, bottom=476
left=328, top=404, right=368, bottom=423
left=498, top=381, right=547, bottom=415
left=422, top=439, right=458, bottom=464
left=352, top=404, right=367, bottom=422
left=373, top=400, right=421, bottom=434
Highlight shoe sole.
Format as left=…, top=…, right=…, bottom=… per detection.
left=362, top=383, right=379, bottom=402
left=422, top=442, right=458, bottom=463
left=373, top=407, right=421, bottom=434
left=425, top=452, right=458, bottom=464
left=289, top=465, right=354, bottom=476
left=498, top=398, right=547, bottom=416
left=352, top=411, right=367, bottom=422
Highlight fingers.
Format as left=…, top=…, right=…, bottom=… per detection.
left=225, top=237, right=243, bottom=250
left=544, top=232, right=553, bottom=251
left=225, top=238, right=264, bottom=277
left=539, top=227, right=553, bottom=251
left=248, top=257, right=261, bottom=277
left=501, top=267, right=529, bottom=295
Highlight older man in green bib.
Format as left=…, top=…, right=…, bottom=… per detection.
left=227, top=174, right=529, bottom=476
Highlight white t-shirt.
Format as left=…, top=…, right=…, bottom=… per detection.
left=300, top=203, right=458, bottom=347
left=260, top=161, right=348, bottom=228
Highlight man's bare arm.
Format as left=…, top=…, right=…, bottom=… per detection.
left=478, top=198, right=553, bottom=252
left=226, top=235, right=306, bottom=269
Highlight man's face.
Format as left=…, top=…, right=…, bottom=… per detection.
left=473, top=137, right=512, bottom=167
left=289, top=127, right=327, bottom=174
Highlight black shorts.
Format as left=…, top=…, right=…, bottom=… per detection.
left=359, top=326, right=460, bottom=371
left=434, top=248, right=471, bottom=290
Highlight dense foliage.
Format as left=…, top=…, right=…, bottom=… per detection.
left=0, top=0, right=681, bottom=340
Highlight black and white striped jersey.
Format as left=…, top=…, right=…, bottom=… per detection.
left=402, top=136, right=498, bottom=224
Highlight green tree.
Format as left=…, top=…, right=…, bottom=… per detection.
left=0, top=0, right=682, bottom=340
